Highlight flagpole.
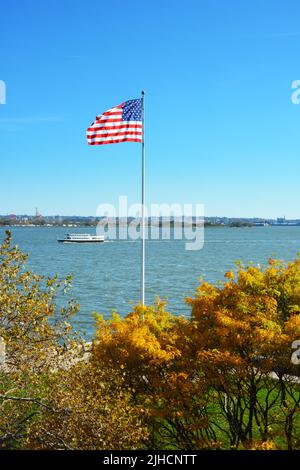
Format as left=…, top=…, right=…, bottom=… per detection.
left=141, top=90, right=145, bottom=306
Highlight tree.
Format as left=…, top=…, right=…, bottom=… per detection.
left=187, top=258, right=300, bottom=449
left=2, top=229, right=300, bottom=449
left=0, top=231, right=146, bottom=449
left=92, top=258, right=300, bottom=449
left=92, top=302, right=217, bottom=449
left=24, top=362, right=147, bottom=450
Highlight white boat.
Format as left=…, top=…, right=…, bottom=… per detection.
left=57, top=233, right=105, bottom=243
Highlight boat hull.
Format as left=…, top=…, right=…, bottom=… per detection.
left=57, top=239, right=104, bottom=243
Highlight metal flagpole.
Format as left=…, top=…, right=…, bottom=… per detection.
left=141, top=90, right=145, bottom=305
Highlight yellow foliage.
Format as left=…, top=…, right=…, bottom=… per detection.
left=92, top=301, right=183, bottom=371
left=2, top=230, right=300, bottom=450
left=249, top=440, right=277, bottom=450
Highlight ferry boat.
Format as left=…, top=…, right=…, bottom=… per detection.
left=57, top=233, right=105, bottom=243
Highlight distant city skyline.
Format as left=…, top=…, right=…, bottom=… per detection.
left=0, top=0, right=300, bottom=218
left=1, top=212, right=299, bottom=222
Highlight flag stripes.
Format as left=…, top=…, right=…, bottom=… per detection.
left=87, top=99, right=142, bottom=145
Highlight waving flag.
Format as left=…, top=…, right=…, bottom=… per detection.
left=87, top=98, right=142, bottom=145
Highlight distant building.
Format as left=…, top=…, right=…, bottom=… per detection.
left=35, top=208, right=42, bottom=219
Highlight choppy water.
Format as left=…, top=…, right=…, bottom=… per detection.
left=1, top=226, right=299, bottom=337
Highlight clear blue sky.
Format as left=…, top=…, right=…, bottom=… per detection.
left=0, top=0, right=299, bottom=218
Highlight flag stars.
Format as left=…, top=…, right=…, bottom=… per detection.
left=122, top=99, right=142, bottom=121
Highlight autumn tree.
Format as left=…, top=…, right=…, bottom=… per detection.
left=2, top=228, right=300, bottom=450
left=22, top=361, right=147, bottom=450
left=0, top=231, right=146, bottom=449
left=93, top=258, right=300, bottom=450
left=92, top=302, right=218, bottom=449
left=187, top=258, right=300, bottom=449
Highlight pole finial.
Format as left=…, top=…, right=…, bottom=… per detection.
left=141, top=90, right=145, bottom=96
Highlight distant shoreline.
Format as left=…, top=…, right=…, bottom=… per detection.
left=1, top=223, right=300, bottom=229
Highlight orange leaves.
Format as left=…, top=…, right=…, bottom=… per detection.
left=182, top=256, right=300, bottom=449
left=224, top=270, right=235, bottom=281
left=198, top=349, right=244, bottom=371
left=189, top=257, right=300, bottom=366
left=248, top=439, right=277, bottom=450
left=284, top=313, right=300, bottom=338
left=93, top=302, right=182, bottom=372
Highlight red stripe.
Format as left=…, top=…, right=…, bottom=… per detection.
left=102, top=110, right=122, bottom=116
left=87, top=123, right=142, bottom=132
left=88, top=138, right=142, bottom=145
left=88, top=131, right=142, bottom=138
left=95, top=118, right=123, bottom=124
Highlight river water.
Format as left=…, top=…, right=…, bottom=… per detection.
left=2, top=226, right=299, bottom=337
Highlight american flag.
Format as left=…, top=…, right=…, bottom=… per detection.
left=87, top=98, right=142, bottom=145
